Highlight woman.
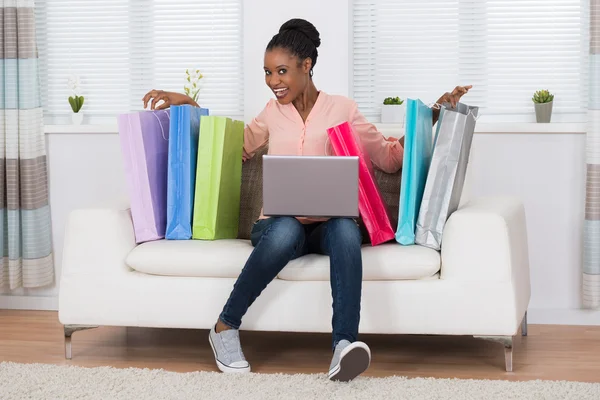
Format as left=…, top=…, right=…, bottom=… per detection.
left=144, top=18, right=471, bottom=382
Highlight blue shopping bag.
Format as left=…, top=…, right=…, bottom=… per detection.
left=166, top=105, right=209, bottom=240
left=396, top=99, right=433, bottom=245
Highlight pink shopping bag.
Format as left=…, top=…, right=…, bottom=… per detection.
left=327, top=122, right=395, bottom=245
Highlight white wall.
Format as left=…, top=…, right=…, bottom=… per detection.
left=45, top=133, right=129, bottom=295
left=0, top=134, right=128, bottom=309
left=2, top=0, right=598, bottom=325
left=469, top=134, right=587, bottom=313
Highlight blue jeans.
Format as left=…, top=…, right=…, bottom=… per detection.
left=219, top=216, right=363, bottom=349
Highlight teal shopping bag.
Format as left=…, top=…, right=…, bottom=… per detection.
left=396, top=99, right=433, bottom=245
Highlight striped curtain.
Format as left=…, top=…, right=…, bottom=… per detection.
left=585, top=0, right=600, bottom=308
left=0, top=0, right=54, bottom=289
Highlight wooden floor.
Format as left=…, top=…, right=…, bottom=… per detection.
left=1, top=310, right=599, bottom=383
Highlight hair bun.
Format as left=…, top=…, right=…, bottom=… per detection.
left=280, top=18, right=321, bottom=48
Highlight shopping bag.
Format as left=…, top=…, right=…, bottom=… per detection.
left=192, top=116, right=244, bottom=240
left=117, top=109, right=170, bottom=243
left=396, top=98, right=433, bottom=245
left=166, top=105, right=209, bottom=240
left=415, top=102, right=479, bottom=250
left=327, top=122, right=395, bottom=246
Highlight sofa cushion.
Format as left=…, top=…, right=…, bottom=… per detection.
left=236, top=145, right=403, bottom=243
left=127, top=240, right=254, bottom=279
left=126, top=240, right=440, bottom=281
left=278, top=243, right=439, bottom=281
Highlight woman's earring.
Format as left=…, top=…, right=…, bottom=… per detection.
left=309, top=69, right=314, bottom=77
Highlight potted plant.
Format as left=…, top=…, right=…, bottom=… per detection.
left=67, top=74, right=84, bottom=125
left=532, top=89, right=554, bottom=123
left=381, top=96, right=405, bottom=124
left=184, top=68, right=203, bottom=103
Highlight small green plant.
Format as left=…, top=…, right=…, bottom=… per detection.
left=383, top=96, right=404, bottom=105
left=68, top=95, right=84, bottom=113
left=532, top=90, right=554, bottom=104
left=184, top=68, right=204, bottom=102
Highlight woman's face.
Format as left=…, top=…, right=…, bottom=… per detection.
left=264, top=47, right=311, bottom=105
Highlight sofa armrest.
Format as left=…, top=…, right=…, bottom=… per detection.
left=441, top=197, right=531, bottom=286
left=61, top=208, right=137, bottom=279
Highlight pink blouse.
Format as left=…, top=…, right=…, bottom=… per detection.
left=243, top=91, right=404, bottom=222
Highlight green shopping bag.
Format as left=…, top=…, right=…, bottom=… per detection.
left=192, top=116, right=244, bottom=240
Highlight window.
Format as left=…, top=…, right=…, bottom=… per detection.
left=35, top=0, right=243, bottom=124
left=353, top=0, right=588, bottom=122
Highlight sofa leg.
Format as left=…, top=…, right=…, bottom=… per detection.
left=503, top=341, right=513, bottom=372
left=521, top=311, right=528, bottom=337
left=473, top=335, right=514, bottom=372
left=64, top=325, right=98, bottom=360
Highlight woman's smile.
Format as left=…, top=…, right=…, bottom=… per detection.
left=273, top=87, right=289, bottom=99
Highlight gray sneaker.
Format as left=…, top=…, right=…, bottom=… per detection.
left=208, top=325, right=251, bottom=373
left=328, top=340, right=371, bottom=382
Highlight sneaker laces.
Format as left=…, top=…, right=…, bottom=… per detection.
left=220, top=329, right=246, bottom=362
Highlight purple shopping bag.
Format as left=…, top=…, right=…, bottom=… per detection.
left=118, top=109, right=170, bottom=243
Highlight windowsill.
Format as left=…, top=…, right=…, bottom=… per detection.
left=43, top=122, right=588, bottom=135
left=44, top=124, right=119, bottom=134
left=375, top=122, right=587, bottom=135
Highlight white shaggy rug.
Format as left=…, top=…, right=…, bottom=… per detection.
left=1, top=362, right=599, bottom=400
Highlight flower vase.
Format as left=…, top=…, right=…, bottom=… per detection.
left=534, top=102, right=553, bottom=123
left=381, top=104, right=405, bottom=124
left=71, top=112, right=84, bottom=125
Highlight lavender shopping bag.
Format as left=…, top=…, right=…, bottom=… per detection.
left=117, top=109, right=171, bottom=243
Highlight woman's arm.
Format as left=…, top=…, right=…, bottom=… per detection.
left=142, top=89, right=198, bottom=110
left=143, top=89, right=270, bottom=161
left=242, top=101, right=271, bottom=162
left=350, top=102, right=403, bottom=174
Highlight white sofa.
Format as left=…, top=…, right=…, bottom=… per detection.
left=58, top=149, right=531, bottom=372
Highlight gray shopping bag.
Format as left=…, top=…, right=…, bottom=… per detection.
left=415, top=102, right=479, bottom=250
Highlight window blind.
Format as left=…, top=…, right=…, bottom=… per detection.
left=35, top=0, right=243, bottom=124
left=353, top=0, right=588, bottom=122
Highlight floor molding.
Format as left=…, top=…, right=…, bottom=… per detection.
left=0, top=295, right=58, bottom=311
left=528, top=308, right=600, bottom=325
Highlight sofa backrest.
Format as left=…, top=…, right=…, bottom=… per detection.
left=237, top=146, right=403, bottom=241
left=238, top=146, right=267, bottom=239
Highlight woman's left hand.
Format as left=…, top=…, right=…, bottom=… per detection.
left=436, top=85, right=472, bottom=108
left=433, top=85, right=472, bottom=124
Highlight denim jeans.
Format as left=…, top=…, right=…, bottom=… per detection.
left=219, top=216, right=363, bottom=349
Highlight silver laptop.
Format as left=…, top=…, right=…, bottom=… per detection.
left=262, top=155, right=359, bottom=218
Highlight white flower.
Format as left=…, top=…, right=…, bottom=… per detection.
left=184, top=69, right=203, bottom=102
left=67, top=74, right=81, bottom=96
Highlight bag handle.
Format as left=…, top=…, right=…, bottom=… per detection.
left=150, top=109, right=171, bottom=140
left=468, top=109, right=480, bottom=121
left=430, top=102, right=481, bottom=121
left=324, top=135, right=332, bottom=156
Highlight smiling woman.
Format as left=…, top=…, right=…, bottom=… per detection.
left=141, top=17, right=469, bottom=382
left=207, top=18, right=408, bottom=383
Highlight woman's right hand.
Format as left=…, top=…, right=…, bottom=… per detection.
left=142, top=89, right=198, bottom=110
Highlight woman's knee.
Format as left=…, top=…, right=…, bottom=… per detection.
left=326, top=218, right=362, bottom=246
left=259, top=217, right=305, bottom=250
